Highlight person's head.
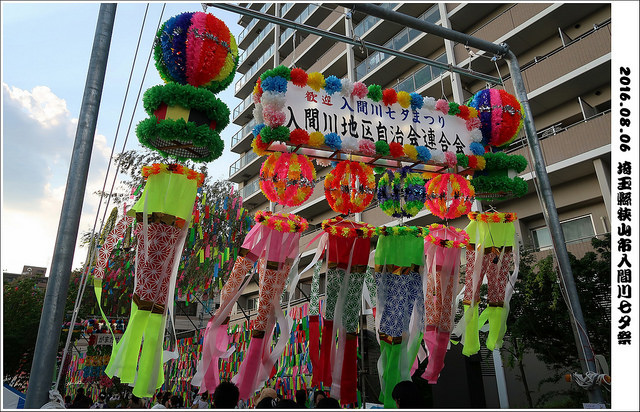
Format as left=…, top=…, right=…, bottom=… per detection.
left=170, top=394, right=183, bottom=408
left=155, top=391, right=164, bottom=403
left=99, top=393, right=107, bottom=402
left=65, top=395, right=71, bottom=403
left=255, top=396, right=276, bottom=409
left=76, top=388, right=85, bottom=397
left=162, top=392, right=172, bottom=406
left=392, top=380, right=423, bottom=408
left=295, top=389, right=307, bottom=406
left=200, top=392, right=209, bottom=402
left=313, top=390, right=326, bottom=406
left=129, top=394, right=142, bottom=406
left=276, top=398, right=299, bottom=408
left=316, top=396, right=341, bottom=409
left=212, top=381, right=239, bottom=408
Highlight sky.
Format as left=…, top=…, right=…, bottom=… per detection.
left=1, top=2, right=243, bottom=274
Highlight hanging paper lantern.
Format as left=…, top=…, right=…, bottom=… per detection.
left=259, top=152, right=316, bottom=207
left=324, top=161, right=376, bottom=215
left=425, top=173, right=475, bottom=220
left=154, top=12, right=239, bottom=93
left=466, top=89, right=524, bottom=148
left=377, top=167, right=426, bottom=218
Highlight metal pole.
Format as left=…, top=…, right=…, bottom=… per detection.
left=335, top=2, right=604, bottom=404
left=505, top=50, right=604, bottom=404
left=25, top=4, right=116, bottom=408
left=204, top=2, right=501, bottom=85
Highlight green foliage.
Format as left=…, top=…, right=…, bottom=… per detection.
left=3, top=277, right=46, bottom=378
left=504, top=235, right=611, bottom=407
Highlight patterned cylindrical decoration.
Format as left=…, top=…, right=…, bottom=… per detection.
left=377, top=167, right=426, bottom=218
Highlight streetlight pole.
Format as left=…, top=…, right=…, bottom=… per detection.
left=25, top=4, right=116, bottom=408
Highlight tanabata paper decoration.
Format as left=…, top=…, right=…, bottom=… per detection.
left=374, top=226, right=429, bottom=408
left=377, top=167, right=426, bottom=218
left=95, top=163, right=204, bottom=397
left=154, top=11, right=238, bottom=93
left=456, top=212, right=519, bottom=356
left=466, top=88, right=525, bottom=148
left=136, top=11, right=237, bottom=162
left=422, top=224, right=469, bottom=384
left=471, top=152, right=528, bottom=201
left=425, top=173, right=475, bottom=220
left=259, top=152, right=316, bottom=207
left=324, top=161, right=376, bottom=215
left=302, top=217, right=377, bottom=406
left=193, top=211, right=307, bottom=400
left=250, top=65, right=484, bottom=167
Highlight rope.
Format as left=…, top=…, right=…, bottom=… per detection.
left=54, top=2, right=166, bottom=392
left=570, top=371, right=611, bottom=389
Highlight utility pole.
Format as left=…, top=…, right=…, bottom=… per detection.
left=25, top=4, right=116, bottom=408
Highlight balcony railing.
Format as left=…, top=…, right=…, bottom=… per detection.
left=229, top=150, right=258, bottom=176
left=237, top=3, right=271, bottom=45
left=355, top=5, right=441, bottom=80
left=393, top=52, right=448, bottom=92
left=238, top=22, right=274, bottom=66
left=353, top=3, right=399, bottom=38
left=231, top=118, right=259, bottom=148
left=233, top=94, right=254, bottom=120
left=235, top=44, right=275, bottom=93
left=242, top=179, right=261, bottom=199
left=279, top=3, right=320, bottom=44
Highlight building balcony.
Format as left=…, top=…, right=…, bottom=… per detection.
left=230, top=118, right=258, bottom=154
left=237, top=22, right=275, bottom=74
left=508, top=110, right=611, bottom=187
left=240, top=178, right=267, bottom=209
left=235, top=44, right=275, bottom=99
left=355, top=5, right=444, bottom=85
left=228, top=150, right=265, bottom=183
left=236, top=3, right=274, bottom=49
left=280, top=4, right=340, bottom=70
left=502, top=22, right=610, bottom=112
left=453, top=3, right=608, bottom=78
left=232, top=93, right=254, bottom=125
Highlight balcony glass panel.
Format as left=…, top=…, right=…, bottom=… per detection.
left=397, top=76, right=415, bottom=93
left=242, top=179, right=261, bottom=198
left=353, top=3, right=398, bottom=38
left=233, top=94, right=254, bottom=120
left=235, top=45, right=275, bottom=93
left=229, top=150, right=258, bottom=176
left=354, top=5, right=439, bottom=81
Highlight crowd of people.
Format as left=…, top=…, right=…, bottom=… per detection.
left=64, top=379, right=425, bottom=409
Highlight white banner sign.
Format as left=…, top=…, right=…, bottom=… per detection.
left=282, top=85, right=474, bottom=155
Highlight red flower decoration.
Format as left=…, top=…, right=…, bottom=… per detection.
left=457, top=105, right=470, bottom=120
left=382, top=88, right=398, bottom=106
left=389, top=142, right=404, bottom=158
left=467, top=155, right=478, bottom=169
left=289, top=128, right=310, bottom=145
left=290, top=68, right=308, bottom=87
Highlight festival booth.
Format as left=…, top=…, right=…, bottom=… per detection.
left=80, top=8, right=530, bottom=408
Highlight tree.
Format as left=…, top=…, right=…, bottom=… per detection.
left=503, top=235, right=611, bottom=408
left=3, top=277, right=46, bottom=380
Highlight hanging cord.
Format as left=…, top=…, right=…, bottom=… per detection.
left=54, top=2, right=166, bottom=392
left=492, top=56, right=505, bottom=88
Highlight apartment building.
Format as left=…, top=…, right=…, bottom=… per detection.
left=224, top=3, right=611, bottom=407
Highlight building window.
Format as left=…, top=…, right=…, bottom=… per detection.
left=175, top=300, right=198, bottom=317
left=247, top=296, right=259, bottom=311
left=531, top=215, right=596, bottom=250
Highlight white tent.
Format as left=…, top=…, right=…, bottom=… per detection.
left=3, top=383, right=26, bottom=409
